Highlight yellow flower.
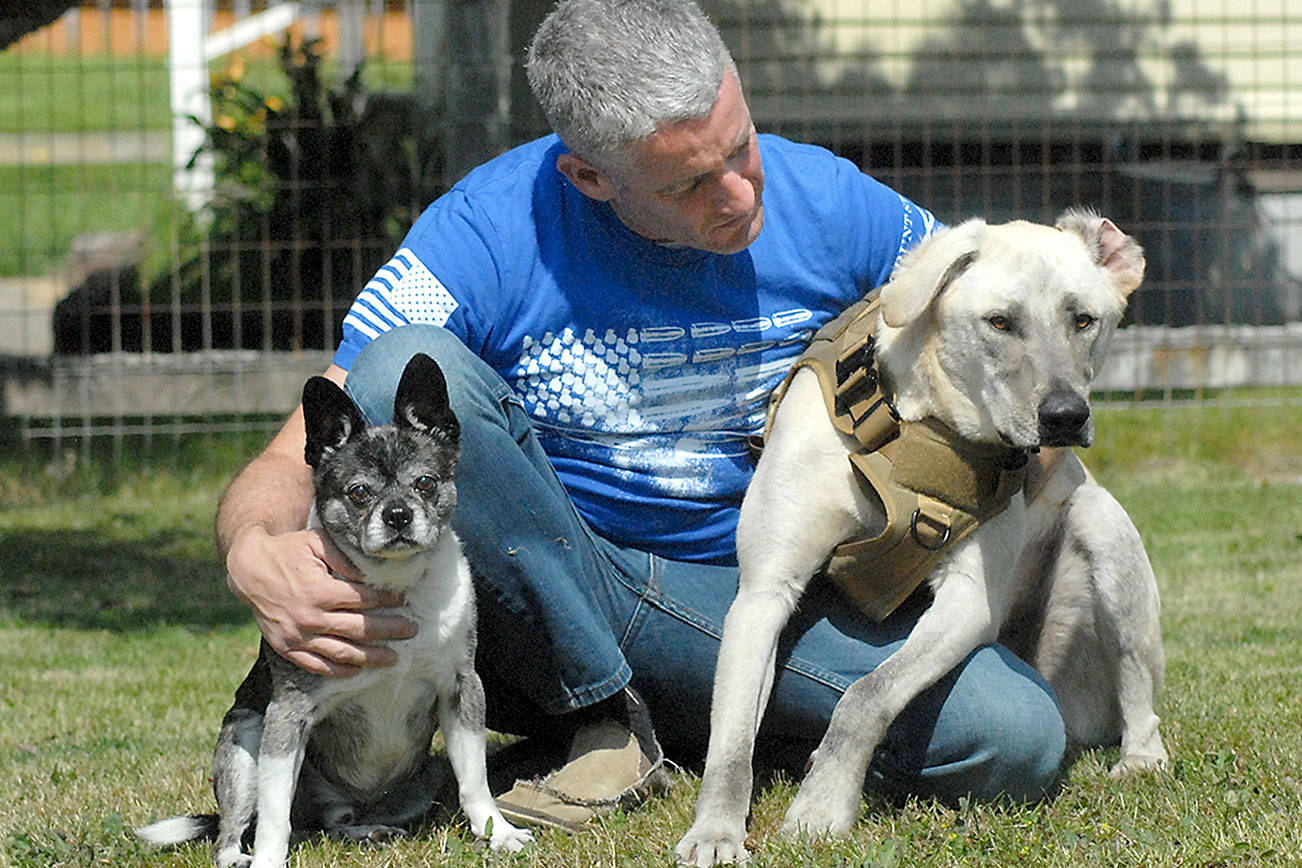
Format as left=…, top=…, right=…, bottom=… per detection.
left=265, top=95, right=284, bottom=113
left=226, top=55, right=246, bottom=82
left=216, top=115, right=237, bottom=131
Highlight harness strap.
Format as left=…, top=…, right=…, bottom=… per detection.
left=761, top=292, right=1029, bottom=622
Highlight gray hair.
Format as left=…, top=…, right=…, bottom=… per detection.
left=526, top=0, right=736, bottom=167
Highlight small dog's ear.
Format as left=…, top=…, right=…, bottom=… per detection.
left=393, top=354, right=460, bottom=443
left=1056, top=208, right=1146, bottom=300
left=880, top=218, right=985, bottom=328
left=302, top=376, right=368, bottom=468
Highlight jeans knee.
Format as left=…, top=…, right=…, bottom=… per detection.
left=345, top=325, right=490, bottom=426
left=966, top=674, right=1066, bottom=802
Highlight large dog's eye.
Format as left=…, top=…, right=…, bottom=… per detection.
left=413, top=475, right=437, bottom=495
left=1074, top=313, right=1097, bottom=331
left=986, top=314, right=1013, bottom=332
left=346, top=483, right=373, bottom=505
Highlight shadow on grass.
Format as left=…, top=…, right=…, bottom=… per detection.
left=0, top=525, right=248, bottom=632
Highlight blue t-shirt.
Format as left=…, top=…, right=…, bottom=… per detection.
left=335, top=134, right=936, bottom=564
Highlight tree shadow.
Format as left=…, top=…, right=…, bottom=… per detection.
left=0, top=525, right=248, bottom=633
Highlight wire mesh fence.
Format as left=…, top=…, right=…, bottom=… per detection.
left=0, top=0, right=1298, bottom=457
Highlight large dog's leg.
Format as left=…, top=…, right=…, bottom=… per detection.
left=1068, top=484, right=1167, bottom=776
left=211, top=705, right=263, bottom=868
left=248, top=692, right=315, bottom=868
left=781, top=510, right=1022, bottom=838
left=677, top=372, right=872, bottom=867
left=439, top=668, right=532, bottom=852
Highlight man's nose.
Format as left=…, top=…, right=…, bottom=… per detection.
left=717, top=169, right=755, bottom=213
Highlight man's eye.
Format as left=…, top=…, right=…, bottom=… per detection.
left=346, top=483, right=372, bottom=505
left=1075, top=313, right=1097, bottom=331
left=665, top=176, right=704, bottom=197
left=413, top=475, right=437, bottom=494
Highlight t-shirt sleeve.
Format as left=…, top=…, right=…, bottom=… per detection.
left=835, top=159, right=941, bottom=291
left=333, top=189, right=502, bottom=370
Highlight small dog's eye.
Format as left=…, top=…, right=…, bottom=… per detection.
left=346, top=483, right=372, bottom=505
left=1075, top=313, right=1097, bottom=331
left=413, top=475, right=437, bottom=494
left=987, top=314, right=1013, bottom=332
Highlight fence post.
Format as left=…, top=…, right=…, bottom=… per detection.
left=167, top=0, right=215, bottom=210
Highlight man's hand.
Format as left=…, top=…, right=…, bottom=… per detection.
left=224, top=525, right=418, bottom=677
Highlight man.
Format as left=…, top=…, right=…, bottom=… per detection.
left=218, top=0, right=1065, bottom=832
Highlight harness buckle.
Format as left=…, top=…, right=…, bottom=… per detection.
left=911, top=507, right=952, bottom=551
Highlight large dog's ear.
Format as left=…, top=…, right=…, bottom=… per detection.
left=393, top=353, right=460, bottom=444
left=879, top=218, right=986, bottom=328
left=302, top=376, right=368, bottom=468
left=1056, top=208, right=1146, bottom=299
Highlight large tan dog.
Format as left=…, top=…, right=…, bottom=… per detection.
left=676, top=210, right=1167, bottom=866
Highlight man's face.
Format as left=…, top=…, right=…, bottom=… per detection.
left=570, top=72, right=766, bottom=255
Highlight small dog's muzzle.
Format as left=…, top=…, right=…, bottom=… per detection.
left=382, top=501, right=414, bottom=531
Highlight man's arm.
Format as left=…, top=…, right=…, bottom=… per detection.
left=217, top=364, right=416, bottom=677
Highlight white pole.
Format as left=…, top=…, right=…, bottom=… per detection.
left=167, top=0, right=214, bottom=210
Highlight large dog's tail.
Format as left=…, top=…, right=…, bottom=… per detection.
left=135, top=814, right=218, bottom=847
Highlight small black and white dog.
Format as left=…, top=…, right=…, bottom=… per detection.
left=138, top=354, right=531, bottom=867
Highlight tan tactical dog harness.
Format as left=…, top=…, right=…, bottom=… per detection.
left=763, top=293, right=1030, bottom=621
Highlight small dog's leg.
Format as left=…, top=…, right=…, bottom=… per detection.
left=439, top=669, right=532, bottom=852
left=248, top=695, right=313, bottom=868
left=782, top=530, right=1015, bottom=838
left=212, top=706, right=263, bottom=868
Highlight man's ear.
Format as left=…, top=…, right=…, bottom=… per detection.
left=556, top=152, right=618, bottom=202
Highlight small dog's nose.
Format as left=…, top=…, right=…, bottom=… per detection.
left=1038, top=389, right=1090, bottom=444
left=382, top=502, right=413, bottom=530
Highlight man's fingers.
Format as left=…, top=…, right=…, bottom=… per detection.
left=314, top=531, right=365, bottom=583
left=286, top=634, right=402, bottom=674
left=315, top=576, right=407, bottom=613
left=311, top=608, right=418, bottom=644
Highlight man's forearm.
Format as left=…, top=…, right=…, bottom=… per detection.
left=216, top=445, right=315, bottom=560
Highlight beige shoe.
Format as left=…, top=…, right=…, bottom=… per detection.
left=495, top=719, right=669, bottom=831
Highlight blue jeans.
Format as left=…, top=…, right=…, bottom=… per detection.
left=344, top=324, right=1065, bottom=802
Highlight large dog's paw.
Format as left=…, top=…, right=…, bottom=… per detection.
left=779, top=781, right=859, bottom=840
left=1109, top=751, right=1168, bottom=778
left=675, top=819, right=750, bottom=866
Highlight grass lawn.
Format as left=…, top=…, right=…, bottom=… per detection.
left=0, top=54, right=173, bottom=134
left=1, top=398, right=1299, bottom=866
left=0, top=162, right=172, bottom=277
left=0, top=52, right=416, bottom=277
left=0, top=53, right=415, bottom=135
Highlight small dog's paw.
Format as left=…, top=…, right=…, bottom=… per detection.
left=488, top=823, right=533, bottom=853
left=1109, top=752, right=1168, bottom=778
left=780, top=787, right=858, bottom=840
left=674, top=821, right=750, bottom=866
left=214, top=850, right=252, bottom=868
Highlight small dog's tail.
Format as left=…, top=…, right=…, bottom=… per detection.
left=135, top=814, right=218, bottom=847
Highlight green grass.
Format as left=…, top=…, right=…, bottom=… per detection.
left=0, top=54, right=173, bottom=134
left=0, top=162, right=172, bottom=276
left=0, top=52, right=415, bottom=134
left=1, top=399, right=1299, bottom=867
left=0, top=51, right=416, bottom=276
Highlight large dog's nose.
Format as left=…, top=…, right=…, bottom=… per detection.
left=382, top=502, right=413, bottom=530
left=1038, top=388, right=1090, bottom=446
